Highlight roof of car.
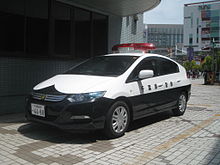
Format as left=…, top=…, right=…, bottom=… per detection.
left=105, top=53, right=167, bottom=59
left=105, top=53, right=180, bottom=65
left=105, top=53, right=143, bottom=57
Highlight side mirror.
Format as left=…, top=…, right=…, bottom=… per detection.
left=138, top=70, right=154, bottom=79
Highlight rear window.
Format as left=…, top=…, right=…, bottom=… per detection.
left=157, top=58, right=179, bottom=76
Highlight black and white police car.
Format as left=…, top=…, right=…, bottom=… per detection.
left=25, top=43, right=191, bottom=138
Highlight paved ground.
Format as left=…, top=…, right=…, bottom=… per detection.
left=0, top=79, right=220, bottom=165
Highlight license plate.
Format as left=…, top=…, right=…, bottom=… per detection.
left=31, top=103, right=45, bottom=117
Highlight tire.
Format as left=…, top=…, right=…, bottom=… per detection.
left=172, top=92, right=187, bottom=116
left=104, top=101, right=130, bottom=139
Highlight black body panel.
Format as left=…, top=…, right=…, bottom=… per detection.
left=26, top=84, right=191, bottom=131
left=129, top=85, right=191, bottom=120
left=25, top=96, right=113, bottom=130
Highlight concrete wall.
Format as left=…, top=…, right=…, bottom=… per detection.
left=120, top=14, right=144, bottom=43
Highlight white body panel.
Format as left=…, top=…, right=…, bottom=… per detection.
left=33, top=53, right=191, bottom=100
left=34, top=75, right=115, bottom=94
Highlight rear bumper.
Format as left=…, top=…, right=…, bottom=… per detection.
left=25, top=96, right=113, bottom=131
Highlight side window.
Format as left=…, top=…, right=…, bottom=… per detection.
left=126, top=58, right=157, bottom=83
left=157, top=58, right=179, bottom=76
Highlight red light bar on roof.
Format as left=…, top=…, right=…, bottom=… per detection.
left=112, top=43, right=156, bottom=53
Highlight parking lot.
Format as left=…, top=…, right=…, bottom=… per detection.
left=0, top=79, right=220, bottom=165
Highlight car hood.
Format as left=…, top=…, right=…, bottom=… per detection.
left=33, top=74, right=116, bottom=94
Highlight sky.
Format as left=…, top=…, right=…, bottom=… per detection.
left=144, top=0, right=215, bottom=24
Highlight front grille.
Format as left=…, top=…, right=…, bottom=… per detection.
left=32, top=92, right=67, bottom=102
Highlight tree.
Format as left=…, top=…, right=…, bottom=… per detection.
left=201, top=55, right=214, bottom=85
left=201, top=55, right=213, bottom=72
left=217, top=51, right=220, bottom=72
left=192, top=63, right=201, bottom=71
left=183, top=60, right=201, bottom=71
left=191, top=60, right=196, bottom=70
left=183, top=61, right=191, bottom=71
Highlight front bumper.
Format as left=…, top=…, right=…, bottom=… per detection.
left=25, top=96, right=113, bottom=131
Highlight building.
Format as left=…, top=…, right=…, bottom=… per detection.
left=0, top=0, right=160, bottom=115
left=184, top=0, right=220, bottom=52
left=120, top=14, right=145, bottom=43
left=145, top=24, right=184, bottom=56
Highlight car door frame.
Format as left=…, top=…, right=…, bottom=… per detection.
left=154, top=57, right=181, bottom=111
left=126, top=57, right=167, bottom=120
left=125, top=56, right=182, bottom=120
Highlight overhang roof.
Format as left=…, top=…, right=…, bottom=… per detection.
left=66, top=0, right=161, bottom=16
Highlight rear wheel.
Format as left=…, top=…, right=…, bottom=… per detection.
left=104, top=101, right=130, bottom=138
left=173, top=92, right=187, bottom=116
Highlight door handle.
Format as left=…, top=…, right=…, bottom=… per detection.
left=177, top=80, right=181, bottom=83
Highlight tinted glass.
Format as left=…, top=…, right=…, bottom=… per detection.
left=26, top=0, right=48, bottom=54
left=127, top=58, right=157, bottom=82
left=0, top=0, right=25, bottom=53
left=0, top=1, right=108, bottom=59
left=65, top=56, right=138, bottom=77
left=54, top=3, right=71, bottom=55
left=157, top=58, right=179, bottom=76
left=75, top=8, right=91, bottom=58
left=93, top=13, right=108, bottom=56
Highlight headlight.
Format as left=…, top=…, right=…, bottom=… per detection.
left=67, top=91, right=106, bottom=103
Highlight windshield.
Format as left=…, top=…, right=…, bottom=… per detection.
left=65, top=56, right=139, bottom=77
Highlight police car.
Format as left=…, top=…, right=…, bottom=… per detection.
left=25, top=43, right=191, bottom=138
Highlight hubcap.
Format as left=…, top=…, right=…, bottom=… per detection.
left=179, top=94, right=186, bottom=112
left=112, top=106, right=128, bottom=133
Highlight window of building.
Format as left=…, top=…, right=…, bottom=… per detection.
left=172, top=34, right=175, bottom=46
left=189, top=38, right=193, bottom=44
left=0, top=0, right=25, bottom=53
left=189, top=34, right=193, bottom=45
left=54, top=3, right=71, bottom=55
left=26, top=0, right=49, bottom=55
left=191, top=13, right=194, bottom=28
left=126, top=16, right=130, bottom=27
left=75, top=8, right=91, bottom=58
left=131, top=15, right=138, bottom=35
left=0, top=0, right=108, bottom=59
left=201, top=10, right=211, bottom=21
left=180, top=34, right=183, bottom=43
left=177, top=34, right=180, bottom=43
left=93, top=13, right=108, bottom=56
left=0, top=0, right=49, bottom=56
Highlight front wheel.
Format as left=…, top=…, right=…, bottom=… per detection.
left=172, top=92, right=187, bottom=116
left=104, top=101, right=130, bottom=139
